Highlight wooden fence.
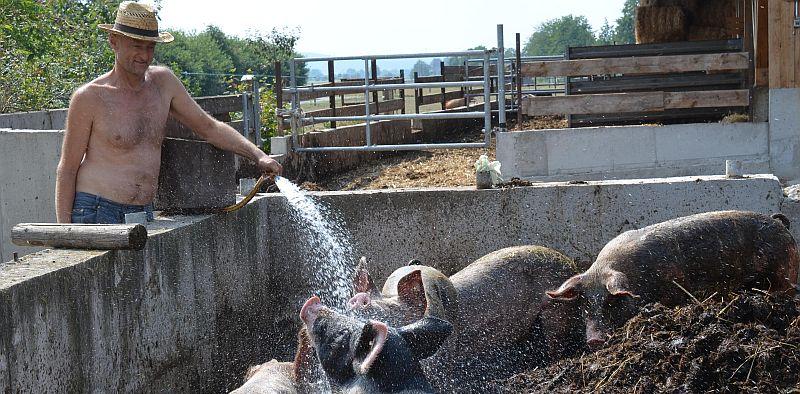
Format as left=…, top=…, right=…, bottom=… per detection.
left=519, top=39, right=749, bottom=126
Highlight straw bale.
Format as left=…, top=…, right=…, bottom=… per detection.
left=635, top=5, right=688, bottom=44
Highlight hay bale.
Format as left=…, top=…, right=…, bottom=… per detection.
left=686, top=26, right=735, bottom=41
left=635, top=5, right=688, bottom=44
left=693, top=0, right=737, bottom=28
left=639, top=0, right=698, bottom=14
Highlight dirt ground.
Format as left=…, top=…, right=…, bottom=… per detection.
left=490, top=290, right=800, bottom=393
left=300, top=116, right=566, bottom=191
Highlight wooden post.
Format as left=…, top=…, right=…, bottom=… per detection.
left=371, top=59, right=379, bottom=114
left=516, top=32, right=523, bottom=127
left=754, top=0, right=769, bottom=86
left=328, top=60, right=336, bottom=129
left=12, top=223, right=148, bottom=250
left=440, top=60, right=446, bottom=110
left=414, top=71, right=421, bottom=113
left=768, top=0, right=800, bottom=88
left=274, top=61, right=283, bottom=136
left=399, top=70, right=406, bottom=114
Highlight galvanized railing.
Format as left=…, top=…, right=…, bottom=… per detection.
left=285, top=49, right=498, bottom=152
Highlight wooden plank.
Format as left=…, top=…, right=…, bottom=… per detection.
left=568, top=39, right=743, bottom=59
left=769, top=0, right=798, bottom=88
left=194, top=95, right=242, bottom=115
left=569, top=73, right=745, bottom=94
left=523, top=92, right=664, bottom=116
left=281, top=77, right=404, bottom=102
left=522, top=90, right=749, bottom=116
left=754, top=0, right=769, bottom=86
left=12, top=223, right=148, bottom=250
left=521, top=52, right=751, bottom=78
left=663, top=89, right=750, bottom=108
left=302, top=99, right=405, bottom=118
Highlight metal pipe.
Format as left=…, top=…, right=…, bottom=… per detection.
left=295, top=142, right=487, bottom=152
left=364, top=59, right=371, bottom=146
left=288, top=81, right=482, bottom=94
left=296, top=50, right=491, bottom=63
left=253, top=78, right=262, bottom=147
left=466, top=55, right=563, bottom=63
left=497, top=24, right=506, bottom=130
left=483, top=51, right=491, bottom=148
left=289, top=59, right=298, bottom=148
left=241, top=91, right=250, bottom=140
left=299, top=111, right=487, bottom=124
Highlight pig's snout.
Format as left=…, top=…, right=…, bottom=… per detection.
left=586, top=321, right=609, bottom=350
left=300, top=296, right=325, bottom=326
left=348, top=292, right=371, bottom=309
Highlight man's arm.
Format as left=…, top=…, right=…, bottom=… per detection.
left=162, top=69, right=282, bottom=176
left=55, top=87, right=94, bottom=223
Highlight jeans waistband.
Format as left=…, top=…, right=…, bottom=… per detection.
left=74, top=191, right=153, bottom=212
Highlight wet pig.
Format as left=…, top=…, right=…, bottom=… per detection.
left=349, top=257, right=459, bottom=327
left=547, top=210, right=799, bottom=349
left=300, top=295, right=452, bottom=393
left=230, top=328, right=322, bottom=394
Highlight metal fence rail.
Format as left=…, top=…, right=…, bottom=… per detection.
left=287, top=47, right=499, bottom=153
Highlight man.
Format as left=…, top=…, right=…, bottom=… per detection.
left=55, top=1, right=282, bottom=224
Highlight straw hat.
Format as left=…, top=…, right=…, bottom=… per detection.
left=98, top=1, right=174, bottom=43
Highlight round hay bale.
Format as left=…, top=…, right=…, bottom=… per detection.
left=635, top=5, right=688, bottom=44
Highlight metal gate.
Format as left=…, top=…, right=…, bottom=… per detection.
left=282, top=26, right=510, bottom=153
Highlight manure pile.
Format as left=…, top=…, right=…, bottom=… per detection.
left=492, top=291, right=800, bottom=393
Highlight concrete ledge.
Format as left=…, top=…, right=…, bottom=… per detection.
left=498, top=122, right=770, bottom=181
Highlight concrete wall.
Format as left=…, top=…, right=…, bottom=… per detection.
left=0, top=130, right=64, bottom=263
left=0, top=110, right=67, bottom=130
left=768, top=88, right=800, bottom=183
left=0, top=175, right=788, bottom=392
left=497, top=122, right=771, bottom=181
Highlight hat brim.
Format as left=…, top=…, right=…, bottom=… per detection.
left=99, top=24, right=174, bottom=43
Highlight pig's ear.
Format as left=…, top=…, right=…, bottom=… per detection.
left=353, top=257, right=379, bottom=295
left=293, top=327, right=321, bottom=384
left=398, top=316, right=453, bottom=360
left=397, top=270, right=427, bottom=316
left=353, top=320, right=388, bottom=375
left=546, top=274, right=584, bottom=300
left=605, top=270, right=640, bottom=299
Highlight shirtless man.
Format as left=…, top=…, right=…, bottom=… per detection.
left=55, top=2, right=282, bottom=224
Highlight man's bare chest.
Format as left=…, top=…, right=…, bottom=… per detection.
left=93, top=88, right=169, bottom=149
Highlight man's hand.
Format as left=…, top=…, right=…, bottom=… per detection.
left=257, top=155, right=283, bottom=178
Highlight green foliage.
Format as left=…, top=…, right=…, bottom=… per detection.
left=524, top=15, right=597, bottom=56
left=613, top=0, right=638, bottom=44
left=597, top=19, right=615, bottom=45
left=446, top=45, right=487, bottom=67
left=1, top=0, right=119, bottom=112
left=412, top=60, right=432, bottom=76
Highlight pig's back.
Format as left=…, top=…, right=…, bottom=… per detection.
left=230, top=360, right=296, bottom=394
left=597, top=210, right=798, bottom=302
left=450, top=245, right=578, bottom=341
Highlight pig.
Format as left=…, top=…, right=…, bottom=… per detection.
left=547, top=210, right=800, bottom=350
left=349, top=246, right=582, bottom=390
left=444, top=97, right=475, bottom=110
left=350, top=257, right=459, bottom=327
left=230, top=328, right=323, bottom=394
left=300, top=295, right=453, bottom=393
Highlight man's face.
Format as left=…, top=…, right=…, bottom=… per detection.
left=110, top=33, right=156, bottom=76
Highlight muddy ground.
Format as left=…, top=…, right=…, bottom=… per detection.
left=297, top=116, right=566, bottom=191
left=491, top=291, right=800, bottom=393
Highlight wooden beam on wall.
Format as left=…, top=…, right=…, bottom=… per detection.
left=522, top=90, right=750, bottom=116
left=754, top=0, right=770, bottom=85
left=768, top=0, right=799, bottom=88
left=521, top=52, right=750, bottom=78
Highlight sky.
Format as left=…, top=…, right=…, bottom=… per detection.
left=157, top=0, right=628, bottom=57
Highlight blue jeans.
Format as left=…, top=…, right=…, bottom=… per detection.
left=71, top=192, right=154, bottom=224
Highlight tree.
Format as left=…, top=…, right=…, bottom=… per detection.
left=597, top=19, right=615, bottom=45
left=523, top=15, right=597, bottom=56
left=412, top=60, right=432, bottom=77
left=613, top=0, right=638, bottom=44
left=446, top=45, right=487, bottom=67
left=1, top=0, right=120, bottom=112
